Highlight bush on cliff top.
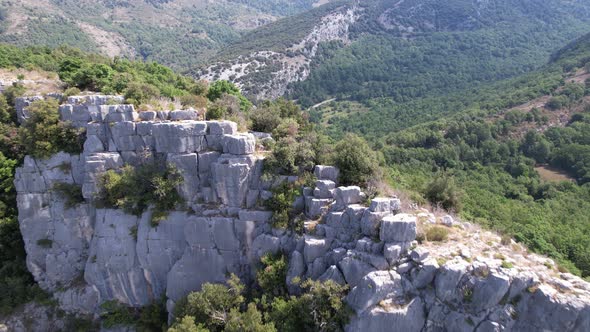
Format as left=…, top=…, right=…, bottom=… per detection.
left=332, top=133, right=380, bottom=187
left=97, top=162, right=183, bottom=225
left=18, top=99, right=84, bottom=159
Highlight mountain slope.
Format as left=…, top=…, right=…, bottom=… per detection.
left=197, top=0, right=590, bottom=105
left=0, top=0, right=338, bottom=70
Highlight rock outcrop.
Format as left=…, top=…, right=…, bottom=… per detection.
left=9, top=94, right=590, bottom=331
left=13, top=95, right=273, bottom=318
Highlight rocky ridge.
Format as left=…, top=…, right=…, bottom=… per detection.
left=4, top=94, right=590, bottom=331
left=198, top=4, right=360, bottom=100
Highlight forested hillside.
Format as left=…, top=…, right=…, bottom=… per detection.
left=340, top=32, right=590, bottom=278
left=289, top=0, right=590, bottom=107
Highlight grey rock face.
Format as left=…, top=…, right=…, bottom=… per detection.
left=314, top=180, right=336, bottom=198
left=287, top=251, right=305, bottom=290
left=435, top=259, right=470, bottom=302
left=84, top=209, right=150, bottom=306
left=360, top=210, right=388, bottom=238
left=208, top=121, right=238, bottom=135
left=346, top=297, right=426, bottom=332
left=338, top=255, right=376, bottom=288
left=410, top=258, right=439, bottom=289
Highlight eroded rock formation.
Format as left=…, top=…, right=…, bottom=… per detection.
left=9, top=95, right=590, bottom=331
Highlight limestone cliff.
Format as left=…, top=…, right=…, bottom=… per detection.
left=6, top=95, right=590, bottom=331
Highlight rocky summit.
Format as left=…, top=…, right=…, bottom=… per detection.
left=6, top=95, right=590, bottom=331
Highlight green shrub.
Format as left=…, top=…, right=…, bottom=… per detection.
left=546, top=95, right=568, bottom=110
left=501, top=261, right=515, bottom=269
left=52, top=182, right=84, bottom=208
left=18, top=99, right=84, bottom=158
left=206, top=104, right=226, bottom=120
left=424, top=175, right=463, bottom=212
left=174, top=274, right=244, bottom=332
left=168, top=316, right=208, bottom=332
left=269, top=279, right=351, bottom=332
left=264, top=181, right=300, bottom=231
left=225, top=303, right=276, bottom=332
left=63, top=87, right=81, bottom=98
left=101, top=299, right=167, bottom=330
left=100, top=301, right=136, bottom=328
left=333, top=134, right=379, bottom=186
left=97, top=162, right=183, bottom=225
left=425, top=226, right=450, bottom=242
left=124, top=82, right=161, bottom=106
left=179, top=94, right=207, bottom=108
left=250, top=106, right=282, bottom=133
left=256, top=253, right=288, bottom=298
left=207, top=81, right=251, bottom=111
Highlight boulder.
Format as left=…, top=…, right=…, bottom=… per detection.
left=471, top=272, right=511, bottom=312
left=338, top=255, right=375, bottom=288
left=305, top=197, right=332, bottom=219
left=410, top=258, right=439, bottom=289
left=303, top=236, right=331, bottom=264
left=319, top=265, right=346, bottom=285
left=434, top=259, right=470, bottom=302
left=314, top=165, right=339, bottom=183
left=409, top=248, right=430, bottom=264
left=380, top=214, right=417, bottom=243
left=169, top=109, right=200, bottom=121
left=360, top=210, right=388, bottom=238
left=334, top=186, right=363, bottom=208
left=442, top=215, right=454, bottom=227
left=369, top=197, right=392, bottom=213
left=314, top=180, right=336, bottom=199
left=222, top=134, right=256, bottom=155
left=346, top=270, right=402, bottom=313
left=383, top=242, right=411, bottom=265
left=209, top=121, right=238, bottom=135
left=139, top=111, right=157, bottom=121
